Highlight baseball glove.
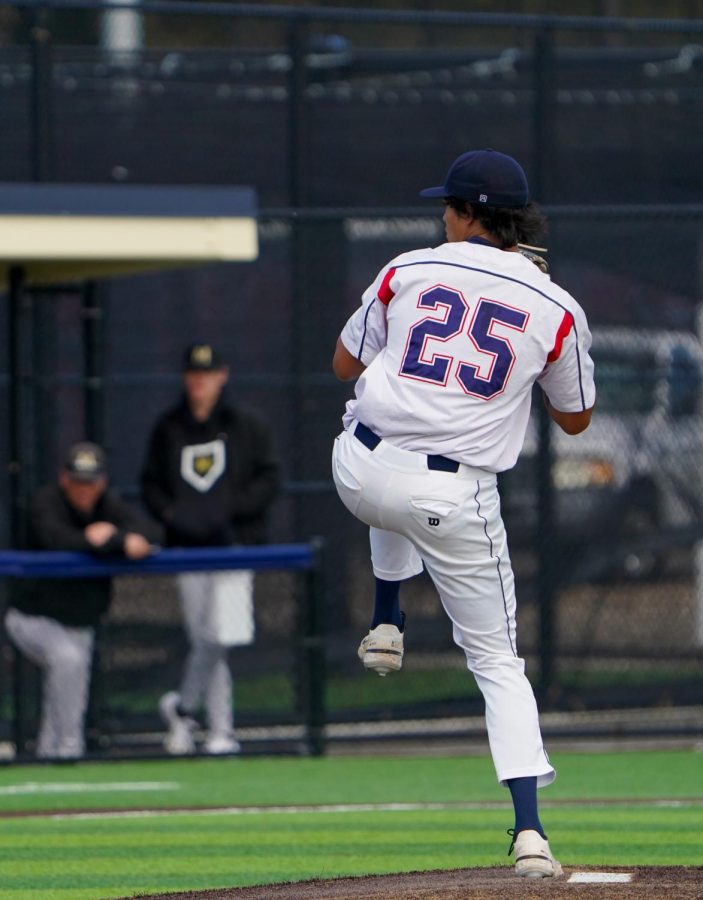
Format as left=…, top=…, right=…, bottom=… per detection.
left=517, top=243, right=549, bottom=274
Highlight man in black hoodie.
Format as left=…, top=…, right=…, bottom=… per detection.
left=141, top=344, right=280, bottom=755
left=5, top=442, right=160, bottom=759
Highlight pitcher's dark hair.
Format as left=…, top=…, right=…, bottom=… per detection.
left=444, top=197, right=547, bottom=249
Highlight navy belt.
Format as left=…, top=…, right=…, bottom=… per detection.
left=354, top=422, right=460, bottom=473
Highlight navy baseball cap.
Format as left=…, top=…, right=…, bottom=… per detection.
left=419, top=149, right=529, bottom=208
left=182, top=343, right=225, bottom=371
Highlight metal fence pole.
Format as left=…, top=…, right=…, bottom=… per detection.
left=8, top=268, right=26, bottom=756
left=532, top=27, right=559, bottom=703
left=7, top=266, right=38, bottom=757
left=81, top=282, right=108, bottom=751
left=301, top=537, right=326, bottom=756
left=82, top=282, right=106, bottom=446
left=24, top=5, right=53, bottom=517
left=287, top=20, right=308, bottom=544
left=29, top=6, right=53, bottom=182
left=8, top=266, right=27, bottom=549
left=30, top=290, right=55, bottom=491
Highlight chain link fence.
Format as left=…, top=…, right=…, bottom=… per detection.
left=0, top=3, right=702, bottom=755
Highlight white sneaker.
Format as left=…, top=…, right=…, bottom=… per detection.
left=204, top=733, right=241, bottom=755
left=159, top=691, right=197, bottom=755
left=511, top=829, right=563, bottom=878
left=357, top=623, right=404, bottom=677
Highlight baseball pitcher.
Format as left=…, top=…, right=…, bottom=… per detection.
left=332, top=149, right=595, bottom=878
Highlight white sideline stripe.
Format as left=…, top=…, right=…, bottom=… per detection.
left=0, top=781, right=179, bottom=795
left=51, top=802, right=481, bottom=821
left=569, top=873, right=633, bottom=883
left=39, top=799, right=698, bottom=821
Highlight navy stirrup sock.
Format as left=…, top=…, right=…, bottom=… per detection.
left=506, top=776, right=545, bottom=838
left=371, top=578, right=403, bottom=629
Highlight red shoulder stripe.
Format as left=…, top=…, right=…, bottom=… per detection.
left=377, top=267, right=397, bottom=306
left=547, top=311, right=574, bottom=363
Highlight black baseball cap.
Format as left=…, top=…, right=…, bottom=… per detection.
left=419, top=149, right=529, bottom=208
left=64, top=442, right=107, bottom=482
left=182, top=343, right=225, bottom=372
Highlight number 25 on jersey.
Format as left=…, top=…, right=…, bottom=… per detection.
left=399, top=285, right=529, bottom=399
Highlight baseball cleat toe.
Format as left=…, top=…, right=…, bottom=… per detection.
left=204, top=733, right=241, bottom=755
left=357, top=623, right=404, bottom=676
left=511, top=829, right=562, bottom=878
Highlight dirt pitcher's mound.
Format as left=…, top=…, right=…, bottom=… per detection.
left=127, top=866, right=703, bottom=900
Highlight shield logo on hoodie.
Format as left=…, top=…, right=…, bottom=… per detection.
left=181, top=439, right=226, bottom=492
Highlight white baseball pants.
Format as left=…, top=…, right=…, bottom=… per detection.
left=5, top=607, right=94, bottom=759
left=176, top=571, right=254, bottom=738
left=332, top=424, right=554, bottom=787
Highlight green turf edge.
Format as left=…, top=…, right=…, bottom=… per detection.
left=0, top=748, right=701, bottom=813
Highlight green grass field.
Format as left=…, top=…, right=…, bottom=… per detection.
left=0, top=748, right=700, bottom=899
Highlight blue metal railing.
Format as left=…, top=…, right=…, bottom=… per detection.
left=0, top=541, right=326, bottom=761
left=0, top=544, right=317, bottom=578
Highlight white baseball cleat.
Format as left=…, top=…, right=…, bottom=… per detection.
left=357, top=623, right=404, bottom=676
left=204, top=733, right=241, bottom=755
left=511, top=829, right=563, bottom=878
left=159, top=691, right=197, bottom=755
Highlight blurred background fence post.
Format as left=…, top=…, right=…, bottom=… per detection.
left=81, top=280, right=106, bottom=445
left=29, top=5, right=53, bottom=184
left=532, top=24, right=558, bottom=703
left=299, top=536, right=326, bottom=757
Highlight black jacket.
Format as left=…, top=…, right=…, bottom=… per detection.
left=140, top=396, right=280, bottom=547
left=10, top=484, right=162, bottom=628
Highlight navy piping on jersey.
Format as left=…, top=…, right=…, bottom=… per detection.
left=474, top=480, right=517, bottom=657
left=356, top=298, right=377, bottom=361
left=391, top=259, right=587, bottom=410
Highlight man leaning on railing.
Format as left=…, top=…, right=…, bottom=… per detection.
left=4, top=442, right=161, bottom=760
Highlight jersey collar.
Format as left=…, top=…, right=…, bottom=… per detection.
left=465, top=235, right=498, bottom=248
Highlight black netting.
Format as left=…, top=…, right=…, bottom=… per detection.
left=0, top=8, right=702, bottom=757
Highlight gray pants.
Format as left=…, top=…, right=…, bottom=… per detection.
left=5, top=607, right=94, bottom=759
left=179, top=640, right=233, bottom=736
left=176, top=572, right=254, bottom=737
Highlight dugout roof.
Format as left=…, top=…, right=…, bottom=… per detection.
left=0, top=183, right=258, bottom=288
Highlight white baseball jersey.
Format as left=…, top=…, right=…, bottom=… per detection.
left=341, top=239, right=596, bottom=472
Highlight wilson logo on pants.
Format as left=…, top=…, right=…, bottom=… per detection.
left=427, top=517, right=440, bottom=527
